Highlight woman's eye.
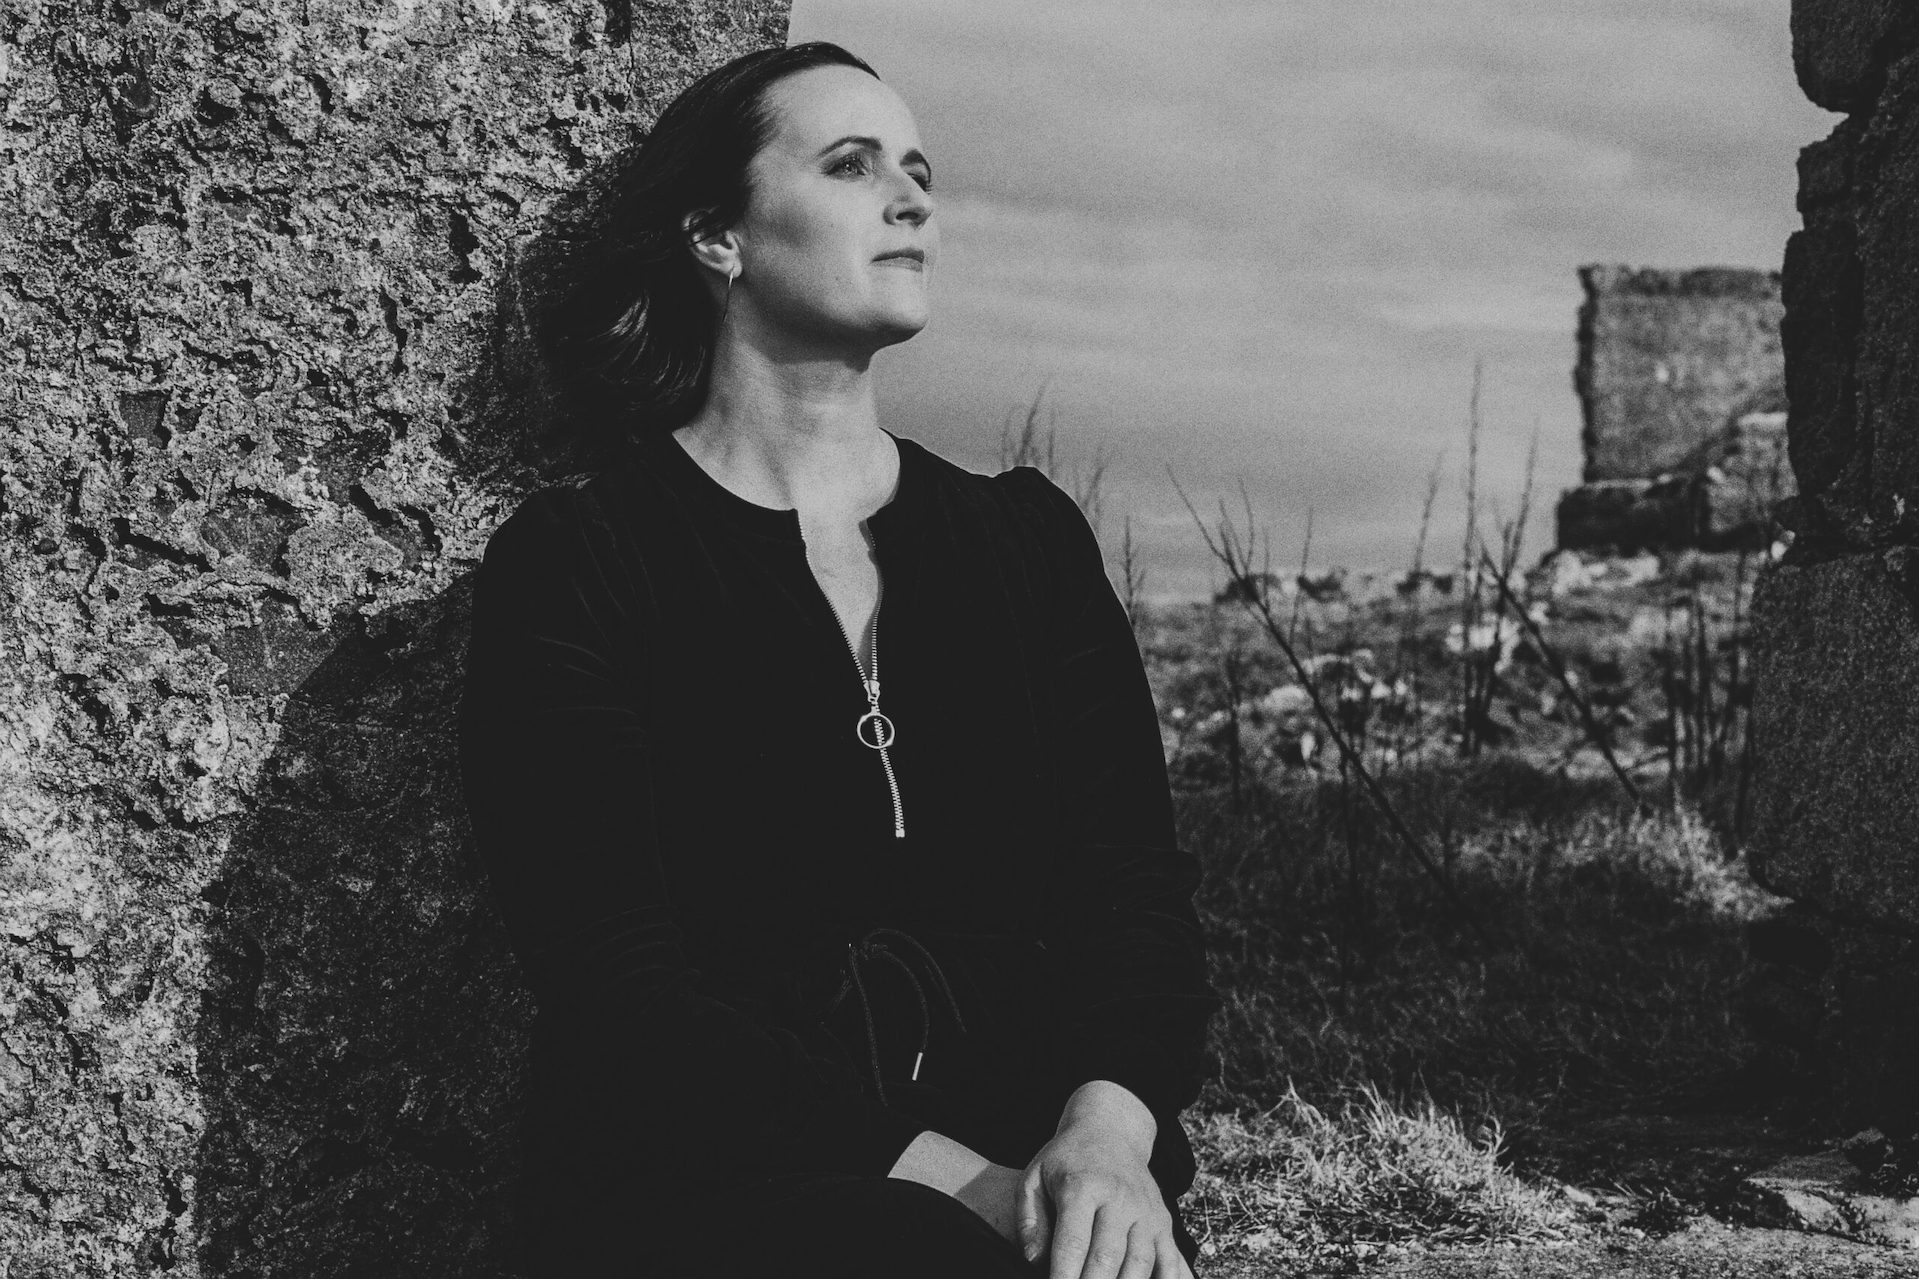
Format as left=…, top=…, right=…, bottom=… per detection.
left=912, top=172, right=933, bottom=193
left=830, top=153, right=870, bottom=177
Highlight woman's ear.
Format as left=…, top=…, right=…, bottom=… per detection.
left=682, top=211, right=741, bottom=280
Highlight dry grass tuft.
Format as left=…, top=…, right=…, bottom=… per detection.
left=1185, top=1083, right=1576, bottom=1259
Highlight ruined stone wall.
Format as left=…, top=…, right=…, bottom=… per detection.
left=1748, top=0, right=1919, bottom=1142
left=0, top=2, right=790, bottom=1274
left=1573, top=265, right=1785, bottom=483
left=1556, top=266, right=1791, bottom=553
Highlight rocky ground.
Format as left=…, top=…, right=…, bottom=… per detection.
left=1204, top=1223, right=1912, bottom=1279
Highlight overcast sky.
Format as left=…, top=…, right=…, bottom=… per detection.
left=787, top=0, right=1836, bottom=602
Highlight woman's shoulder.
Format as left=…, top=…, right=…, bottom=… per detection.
left=902, top=442, right=1111, bottom=626
left=903, top=435, right=1087, bottom=538
left=472, top=468, right=640, bottom=587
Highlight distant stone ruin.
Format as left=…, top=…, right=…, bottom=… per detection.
left=1748, top=0, right=1919, bottom=1170
left=1556, top=266, right=1794, bottom=553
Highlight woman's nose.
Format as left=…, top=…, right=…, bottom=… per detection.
left=887, top=175, right=933, bottom=226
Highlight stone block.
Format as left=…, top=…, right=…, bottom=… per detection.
left=1748, top=552, right=1919, bottom=933
left=1791, top=0, right=1917, bottom=115
left=1574, top=265, right=1784, bottom=482
left=1781, top=223, right=1862, bottom=503
left=1856, top=65, right=1919, bottom=534
left=1782, top=66, right=1919, bottom=546
left=1556, top=479, right=1694, bottom=552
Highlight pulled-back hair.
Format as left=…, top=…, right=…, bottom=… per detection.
left=545, top=42, right=880, bottom=442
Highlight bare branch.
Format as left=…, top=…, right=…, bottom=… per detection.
left=1169, top=469, right=1500, bottom=948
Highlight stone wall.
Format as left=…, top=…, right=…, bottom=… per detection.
left=0, top=2, right=790, bottom=1274
left=1747, top=0, right=1919, bottom=1146
left=1573, top=265, right=1786, bottom=483
left=1557, top=266, right=1791, bottom=553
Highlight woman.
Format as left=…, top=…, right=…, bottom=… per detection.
left=459, top=41, right=1217, bottom=1279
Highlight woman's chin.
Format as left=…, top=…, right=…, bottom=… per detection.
left=859, top=306, right=930, bottom=348
left=881, top=312, right=930, bottom=343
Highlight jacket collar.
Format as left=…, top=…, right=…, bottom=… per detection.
left=632, top=424, right=923, bottom=550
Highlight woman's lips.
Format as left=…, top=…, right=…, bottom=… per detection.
left=874, top=250, right=926, bottom=270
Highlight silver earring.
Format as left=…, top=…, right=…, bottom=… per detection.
left=722, top=264, right=738, bottom=325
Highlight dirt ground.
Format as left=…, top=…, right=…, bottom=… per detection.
left=1203, top=1222, right=1915, bottom=1278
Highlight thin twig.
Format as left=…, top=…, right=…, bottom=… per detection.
left=1290, top=505, right=1316, bottom=651
left=1119, top=512, right=1147, bottom=636
left=1479, top=548, right=1650, bottom=813
left=1457, top=361, right=1485, bottom=758
left=1401, top=453, right=1446, bottom=767
left=1171, top=469, right=1499, bottom=948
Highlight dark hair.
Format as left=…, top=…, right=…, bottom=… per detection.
left=546, top=42, right=881, bottom=440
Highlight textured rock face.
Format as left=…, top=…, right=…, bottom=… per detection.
left=0, top=2, right=790, bottom=1274
left=1573, top=265, right=1785, bottom=483
left=1792, top=0, right=1919, bottom=115
left=1750, top=555, right=1919, bottom=933
left=1749, top=0, right=1919, bottom=1141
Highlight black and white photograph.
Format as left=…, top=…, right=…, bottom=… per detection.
left=2, top=0, right=1914, bottom=1275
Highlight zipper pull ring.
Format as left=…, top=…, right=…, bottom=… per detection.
left=856, top=708, right=896, bottom=749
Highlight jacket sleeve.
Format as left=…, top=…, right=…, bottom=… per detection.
left=457, top=489, right=926, bottom=1187
left=1015, top=469, right=1219, bottom=1129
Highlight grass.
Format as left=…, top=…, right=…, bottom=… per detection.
left=1179, top=758, right=1781, bottom=1115
left=1185, top=1084, right=1575, bottom=1260
left=1166, top=751, right=1790, bottom=1258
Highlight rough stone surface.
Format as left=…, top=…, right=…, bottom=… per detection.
left=1780, top=53, right=1919, bottom=553
left=1751, top=0, right=1919, bottom=1164
left=1792, top=0, right=1918, bottom=115
left=1573, top=265, right=1785, bottom=484
left=1749, top=554, right=1919, bottom=934
left=0, top=1, right=791, bottom=1274
left=1741, top=1152, right=1919, bottom=1250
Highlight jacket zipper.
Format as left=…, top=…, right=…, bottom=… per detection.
left=824, top=570, right=906, bottom=840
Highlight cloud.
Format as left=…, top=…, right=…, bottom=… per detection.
left=789, top=0, right=1836, bottom=597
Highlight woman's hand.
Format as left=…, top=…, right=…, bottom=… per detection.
left=1017, top=1083, right=1194, bottom=1279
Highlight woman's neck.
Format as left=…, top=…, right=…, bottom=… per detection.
left=675, top=333, right=898, bottom=515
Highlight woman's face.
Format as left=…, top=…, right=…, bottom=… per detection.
left=729, top=64, right=937, bottom=354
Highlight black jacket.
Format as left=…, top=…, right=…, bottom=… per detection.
left=457, top=425, right=1216, bottom=1215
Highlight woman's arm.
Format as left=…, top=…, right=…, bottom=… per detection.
left=1001, top=470, right=1214, bottom=1279
left=458, top=489, right=926, bottom=1189
left=1015, top=470, right=1218, bottom=1130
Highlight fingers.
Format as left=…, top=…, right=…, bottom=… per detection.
left=1046, top=1193, right=1098, bottom=1279
left=1114, top=1223, right=1157, bottom=1279
left=1153, top=1234, right=1192, bottom=1279
left=1069, top=1204, right=1134, bottom=1279
left=1018, top=1162, right=1051, bottom=1266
